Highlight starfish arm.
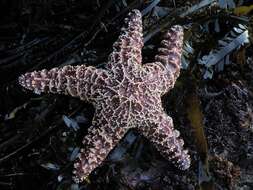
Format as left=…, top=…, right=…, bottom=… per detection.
left=137, top=114, right=190, bottom=170
left=19, top=65, right=109, bottom=103
left=155, top=25, right=184, bottom=80
left=143, top=25, right=184, bottom=94
left=106, top=9, right=143, bottom=71
left=73, top=123, right=127, bottom=183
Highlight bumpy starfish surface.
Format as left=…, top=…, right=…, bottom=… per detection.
left=19, top=10, right=190, bottom=182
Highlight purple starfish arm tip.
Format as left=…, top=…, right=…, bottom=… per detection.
left=155, top=25, right=184, bottom=80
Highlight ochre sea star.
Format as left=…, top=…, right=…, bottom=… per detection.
left=19, top=9, right=190, bottom=183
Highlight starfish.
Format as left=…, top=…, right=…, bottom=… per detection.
left=19, top=9, right=190, bottom=183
